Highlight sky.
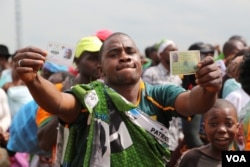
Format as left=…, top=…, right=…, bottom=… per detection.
left=1, top=0, right=250, bottom=56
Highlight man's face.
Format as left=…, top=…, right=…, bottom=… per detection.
left=100, top=34, right=142, bottom=86
left=231, top=41, right=245, bottom=56
left=173, top=54, right=178, bottom=62
left=64, top=49, right=72, bottom=59
left=76, top=51, right=100, bottom=82
left=160, top=44, right=178, bottom=64
left=0, top=57, right=8, bottom=68
left=150, top=50, right=160, bottom=65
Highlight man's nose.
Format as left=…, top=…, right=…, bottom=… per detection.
left=119, top=51, right=131, bottom=62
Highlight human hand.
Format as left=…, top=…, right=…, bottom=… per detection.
left=195, top=56, right=222, bottom=93
left=13, top=47, right=47, bottom=84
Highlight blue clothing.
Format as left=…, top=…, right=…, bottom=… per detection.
left=222, top=78, right=241, bottom=98
left=0, top=69, right=12, bottom=88
left=7, top=100, right=48, bottom=155
left=43, top=62, right=68, bottom=73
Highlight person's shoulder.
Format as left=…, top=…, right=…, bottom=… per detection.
left=19, top=100, right=38, bottom=112
left=144, top=81, right=185, bottom=92
left=242, top=102, right=250, bottom=119
left=239, top=101, right=250, bottom=121
left=224, top=78, right=240, bottom=87
left=0, top=68, right=12, bottom=76
left=11, top=100, right=38, bottom=123
left=222, top=78, right=241, bottom=98
left=181, top=147, right=201, bottom=159
left=142, top=65, right=158, bottom=75
left=71, top=80, right=104, bottom=89
left=143, top=81, right=167, bottom=90
left=176, top=147, right=201, bottom=167
left=225, top=88, right=242, bottom=99
left=0, top=88, right=5, bottom=95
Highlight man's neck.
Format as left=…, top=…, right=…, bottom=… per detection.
left=107, top=80, right=141, bottom=105
left=76, top=76, right=93, bottom=85
left=161, top=62, right=170, bottom=71
left=201, top=144, right=222, bottom=161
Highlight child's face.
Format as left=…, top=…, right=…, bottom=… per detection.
left=204, top=107, right=238, bottom=151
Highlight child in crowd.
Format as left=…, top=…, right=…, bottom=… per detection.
left=175, top=99, right=239, bottom=167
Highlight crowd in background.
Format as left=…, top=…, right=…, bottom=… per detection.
left=0, top=30, right=250, bottom=167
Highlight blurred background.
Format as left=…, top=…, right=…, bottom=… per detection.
left=1, top=0, right=249, bottom=55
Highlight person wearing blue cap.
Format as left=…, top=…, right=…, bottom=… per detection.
left=41, top=61, right=68, bottom=80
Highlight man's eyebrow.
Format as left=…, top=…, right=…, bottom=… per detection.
left=105, top=45, right=135, bottom=54
left=107, top=47, right=121, bottom=52
left=103, top=47, right=120, bottom=56
left=207, top=116, right=218, bottom=120
left=125, top=46, right=135, bottom=50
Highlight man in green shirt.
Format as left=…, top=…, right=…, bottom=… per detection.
left=13, top=32, right=222, bottom=167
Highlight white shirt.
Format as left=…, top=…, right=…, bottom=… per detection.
left=7, top=85, right=33, bottom=118
left=225, top=88, right=250, bottom=114
left=142, top=63, right=182, bottom=86
left=0, top=88, right=11, bottom=132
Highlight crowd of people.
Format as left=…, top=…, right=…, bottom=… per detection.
left=0, top=30, right=250, bottom=167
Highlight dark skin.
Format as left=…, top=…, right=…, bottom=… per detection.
left=150, top=50, right=159, bottom=66
left=74, top=51, right=100, bottom=84
left=100, top=34, right=142, bottom=104
left=159, top=44, right=178, bottom=72
left=201, top=99, right=238, bottom=160
left=13, top=32, right=222, bottom=123
left=37, top=51, right=100, bottom=152
left=223, top=40, right=245, bottom=66
left=37, top=73, right=76, bottom=151
left=37, top=116, right=58, bottom=151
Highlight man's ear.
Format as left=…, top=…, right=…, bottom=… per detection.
left=74, top=57, right=79, bottom=65
left=97, top=64, right=104, bottom=78
left=73, top=57, right=80, bottom=73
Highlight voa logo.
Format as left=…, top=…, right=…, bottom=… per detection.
left=226, top=155, right=247, bottom=163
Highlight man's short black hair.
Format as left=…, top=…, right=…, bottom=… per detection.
left=98, top=32, right=131, bottom=61
left=144, top=46, right=157, bottom=58
left=0, top=44, right=11, bottom=59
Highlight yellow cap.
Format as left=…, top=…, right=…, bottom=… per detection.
left=75, top=36, right=102, bottom=58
